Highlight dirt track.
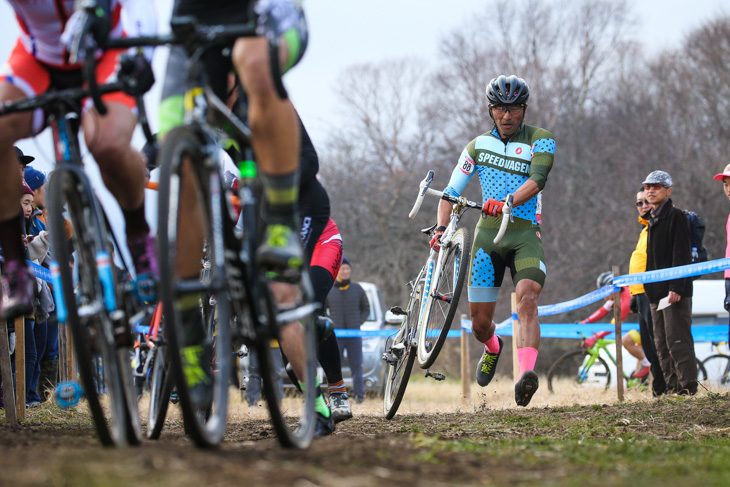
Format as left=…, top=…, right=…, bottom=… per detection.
left=2, top=383, right=730, bottom=487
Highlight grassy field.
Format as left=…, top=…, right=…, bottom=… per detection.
left=2, top=376, right=730, bottom=486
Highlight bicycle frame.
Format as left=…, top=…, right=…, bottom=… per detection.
left=418, top=198, right=467, bottom=327
left=579, top=337, right=617, bottom=382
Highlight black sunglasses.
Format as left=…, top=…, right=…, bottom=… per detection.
left=635, top=200, right=651, bottom=207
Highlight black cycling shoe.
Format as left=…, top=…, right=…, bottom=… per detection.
left=515, top=370, right=539, bottom=407
left=475, top=336, right=503, bottom=387
left=314, top=411, right=335, bottom=438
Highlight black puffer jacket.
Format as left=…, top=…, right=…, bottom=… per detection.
left=325, top=281, right=370, bottom=330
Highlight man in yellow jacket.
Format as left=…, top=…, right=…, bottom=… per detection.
left=630, top=186, right=666, bottom=396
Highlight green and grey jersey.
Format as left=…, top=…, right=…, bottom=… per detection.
left=443, top=124, right=555, bottom=227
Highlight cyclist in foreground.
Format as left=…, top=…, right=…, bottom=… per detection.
left=0, top=0, right=158, bottom=320
left=156, top=0, right=337, bottom=433
left=432, top=75, right=555, bottom=406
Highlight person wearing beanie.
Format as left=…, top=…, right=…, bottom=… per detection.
left=325, top=258, right=370, bottom=404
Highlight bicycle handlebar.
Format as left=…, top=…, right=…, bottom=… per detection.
left=409, top=170, right=435, bottom=219
left=492, top=194, right=514, bottom=244
left=409, top=170, right=482, bottom=219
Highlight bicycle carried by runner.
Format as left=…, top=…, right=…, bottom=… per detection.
left=383, top=170, right=487, bottom=418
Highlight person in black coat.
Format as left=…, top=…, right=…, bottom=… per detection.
left=325, top=257, right=370, bottom=403
left=642, top=170, right=697, bottom=395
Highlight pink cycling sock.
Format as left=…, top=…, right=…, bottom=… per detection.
left=517, top=347, right=539, bottom=377
left=484, top=334, right=501, bottom=354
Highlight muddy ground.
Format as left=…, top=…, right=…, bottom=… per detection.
left=2, top=386, right=730, bottom=487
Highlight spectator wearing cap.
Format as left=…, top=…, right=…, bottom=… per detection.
left=714, top=163, right=730, bottom=325
left=24, top=166, right=47, bottom=236
left=642, top=170, right=696, bottom=395
left=325, top=257, right=370, bottom=403
left=15, top=146, right=34, bottom=180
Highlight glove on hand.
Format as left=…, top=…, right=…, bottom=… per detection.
left=482, top=199, right=504, bottom=218
left=429, top=226, right=447, bottom=252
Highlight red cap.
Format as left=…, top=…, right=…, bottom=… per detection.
left=713, top=163, right=730, bottom=181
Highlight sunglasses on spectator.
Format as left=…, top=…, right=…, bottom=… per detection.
left=643, top=183, right=666, bottom=190
left=491, top=104, right=525, bottom=115
left=635, top=200, right=651, bottom=207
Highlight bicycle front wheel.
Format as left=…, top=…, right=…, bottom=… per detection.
left=252, top=270, right=318, bottom=449
left=158, top=126, right=233, bottom=448
left=700, top=355, right=728, bottom=388
left=384, top=283, right=421, bottom=419
left=48, top=169, right=141, bottom=447
left=417, top=228, right=470, bottom=369
left=146, top=316, right=174, bottom=439
left=547, top=350, right=611, bottom=394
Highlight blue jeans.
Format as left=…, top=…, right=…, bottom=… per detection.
left=43, top=314, right=59, bottom=361
left=338, top=337, right=364, bottom=400
left=27, top=320, right=47, bottom=403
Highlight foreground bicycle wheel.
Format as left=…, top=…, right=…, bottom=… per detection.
left=417, top=228, right=470, bottom=369
left=252, top=271, right=318, bottom=449
left=48, top=169, right=141, bottom=447
left=146, top=312, right=174, bottom=440
left=547, top=350, right=611, bottom=393
left=158, top=126, right=233, bottom=448
left=384, top=284, right=422, bottom=419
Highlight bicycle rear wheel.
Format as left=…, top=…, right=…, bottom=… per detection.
left=158, top=126, right=233, bottom=448
left=384, top=283, right=421, bottom=419
left=417, top=228, right=470, bottom=369
left=48, top=169, right=141, bottom=447
left=547, top=350, right=611, bottom=394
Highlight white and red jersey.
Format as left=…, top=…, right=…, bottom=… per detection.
left=8, top=0, right=122, bottom=68
left=7, top=0, right=155, bottom=68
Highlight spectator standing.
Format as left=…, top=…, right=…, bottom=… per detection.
left=25, top=166, right=55, bottom=404
left=713, top=164, right=730, bottom=316
left=629, top=186, right=666, bottom=396
left=642, top=170, right=697, bottom=395
left=325, top=257, right=369, bottom=403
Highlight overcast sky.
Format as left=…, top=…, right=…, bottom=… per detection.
left=0, top=0, right=726, bottom=234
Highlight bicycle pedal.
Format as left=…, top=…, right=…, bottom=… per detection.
left=382, top=352, right=400, bottom=365
left=390, top=306, right=406, bottom=316
left=425, top=370, right=445, bottom=381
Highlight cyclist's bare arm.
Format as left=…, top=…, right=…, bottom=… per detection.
left=436, top=199, right=452, bottom=228
left=509, top=179, right=541, bottom=207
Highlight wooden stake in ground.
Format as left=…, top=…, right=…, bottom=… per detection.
left=0, top=318, right=17, bottom=424
left=511, top=292, right=519, bottom=384
left=14, top=316, right=25, bottom=419
left=460, top=314, right=470, bottom=401
left=613, top=265, right=624, bottom=402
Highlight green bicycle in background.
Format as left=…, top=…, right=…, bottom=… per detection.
left=547, top=331, right=708, bottom=393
